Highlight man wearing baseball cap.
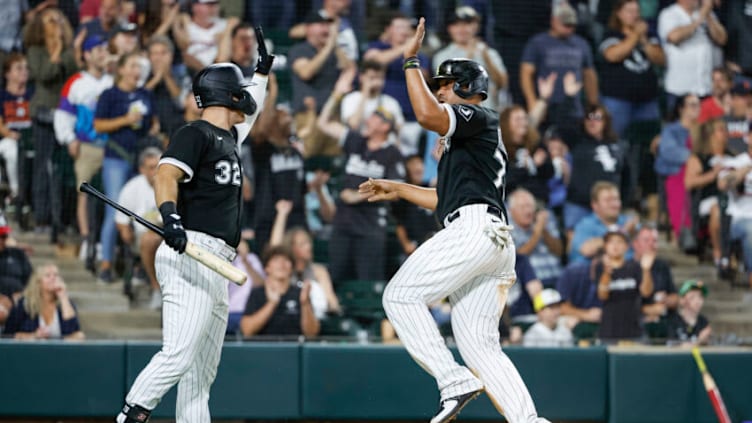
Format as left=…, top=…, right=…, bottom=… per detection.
left=54, top=33, right=113, bottom=270
left=666, top=280, right=712, bottom=345
left=0, top=211, right=32, bottom=300
left=523, top=289, right=574, bottom=347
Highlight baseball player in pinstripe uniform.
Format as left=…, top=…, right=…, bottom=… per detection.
left=359, top=18, right=549, bottom=423
left=115, top=28, right=273, bottom=423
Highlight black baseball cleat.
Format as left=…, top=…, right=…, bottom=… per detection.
left=430, top=389, right=483, bottom=423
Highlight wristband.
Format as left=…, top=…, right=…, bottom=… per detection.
left=403, top=60, right=420, bottom=70
left=159, top=201, right=178, bottom=218
left=403, top=56, right=420, bottom=70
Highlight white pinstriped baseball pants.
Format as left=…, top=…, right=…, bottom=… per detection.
left=126, top=233, right=229, bottom=423
left=383, top=204, right=548, bottom=423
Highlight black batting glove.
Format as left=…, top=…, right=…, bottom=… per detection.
left=159, top=201, right=187, bottom=253
left=254, top=26, right=275, bottom=75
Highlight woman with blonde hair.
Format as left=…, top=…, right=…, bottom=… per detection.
left=4, top=263, right=85, bottom=340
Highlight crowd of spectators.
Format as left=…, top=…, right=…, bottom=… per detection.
left=0, top=0, right=750, bottom=346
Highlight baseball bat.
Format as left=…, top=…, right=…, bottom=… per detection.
left=692, top=347, right=732, bottom=423
left=79, top=182, right=247, bottom=285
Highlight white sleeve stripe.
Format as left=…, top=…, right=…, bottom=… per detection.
left=159, top=157, right=194, bottom=183
left=442, top=103, right=456, bottom=138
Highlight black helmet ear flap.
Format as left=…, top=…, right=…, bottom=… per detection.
left=232, top=89, right=257, bottom=116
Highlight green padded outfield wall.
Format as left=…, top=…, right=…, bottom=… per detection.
left=609, top=350, right=752, bottom=423
left=125, top=342, right=300, bottom=419
left=1, top=341, right=752, bottom=422
left=0, top=341, right=125, bottom=417
left=301, top=344, right=608, bottom=421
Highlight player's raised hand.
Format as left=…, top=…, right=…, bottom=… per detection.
left=403, top=17, right=425, bottom=59
left=358, top=178, right=400, bottom=202
left=254, top=26, right=275, bottom=75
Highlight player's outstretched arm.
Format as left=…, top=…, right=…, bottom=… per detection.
left=358, top=178, right=438, bottom=211
left=403, top=17, right=450, bottom=136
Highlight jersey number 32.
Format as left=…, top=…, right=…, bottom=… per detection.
left=215, top=160, right=241, bottom=186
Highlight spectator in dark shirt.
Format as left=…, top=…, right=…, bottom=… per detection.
left=599, top=0, right=665, bottom=137
left=595, top=230, right=654, bottom=342
left=520, top=3, right=598, bottom=123
left=289, top=10, right=350, bottom=157
left=632, top=225, right=678, bottom=317
left=684, top=118, right=730, bottom=265
left=144, top=35, right=184, bottom=139
left=318, top=71, right=405, bottom=283
left=392, top=155, right=439, bottom=258
left=562, top=101, right=631, bottom=232
left=724, top=81, right=751, bottom=155
left=500, top=105, right=554, bottom=204
left=507, top=254, right=543, bottom=343
left=557, top=261, right=602, bottom=340
left=78, top=0, right=121, bottom=40
left=94, top=52, right=156, bottom=283
left=4, top=263, right=85, bottom=340
left=240, top=246, right=320, bottom=338
left=666, top=279, right=712, bottom=345
left=250, top=73, right=308, bottom=252
left=0, top=213, right=32, bottom=300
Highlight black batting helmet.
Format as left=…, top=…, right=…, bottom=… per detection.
left=192, top=63, right=257, bottom=115
left=433, top=59, right=489, bottom=100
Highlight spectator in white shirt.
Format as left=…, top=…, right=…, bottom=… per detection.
left=523, top=289, right=574, bottom=347
left=115, top=147, right=163, bottom=309
left=658, top=0, right=727, bottom=112
left=340, top=60, right=404, bottom=143
left=179, top=0, right=237, bottom=73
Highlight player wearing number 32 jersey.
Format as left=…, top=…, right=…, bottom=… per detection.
left=359, top=17, right=549, bottom=423
left=116, top=28, right=274, bottom=423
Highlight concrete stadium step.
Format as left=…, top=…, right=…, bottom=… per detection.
left=68, top=290, right=130, bottom=312
left=79, top=310, right=162, bottom=334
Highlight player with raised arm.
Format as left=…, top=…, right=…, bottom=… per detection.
left=115, top=27, right=274, bottom=423
left=359, top=18, right=549, bottom=423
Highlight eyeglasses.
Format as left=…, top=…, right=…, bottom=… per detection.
left=685, top=101, right=700, bottom=108
left=587, top=113, right=604, bottom=121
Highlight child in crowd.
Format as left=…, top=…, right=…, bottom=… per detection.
left=666, top=280, right=712, bottom=346
left=523, top=289, right=574, bottom=347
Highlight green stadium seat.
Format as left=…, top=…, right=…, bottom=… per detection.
left=337, top=279, right=387, bottom=322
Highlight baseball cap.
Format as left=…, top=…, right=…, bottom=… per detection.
left=82, top=34, right=108, bottom=52
left=447, top=6, right=480, bottom=24
left=193, top=0, right=220, bottom=4
left=533, top=289, right=563, bottom=312
left=0, top=211, right=10, bottom=236
left=679, top=280, right=708, bottom=297
left=730, top=81, right=752, bottom=96
left=603, top=226, right=630, bottom=243
left=374, top=107, right=396, bottom=128
left=553, top=3, right=578, bottom=26
left=114, top=22, right=138, bottom=34
left=304, top=10, right=335, bottom=25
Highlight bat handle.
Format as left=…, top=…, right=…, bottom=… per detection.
left=692, top=346, right=708, bottom=373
